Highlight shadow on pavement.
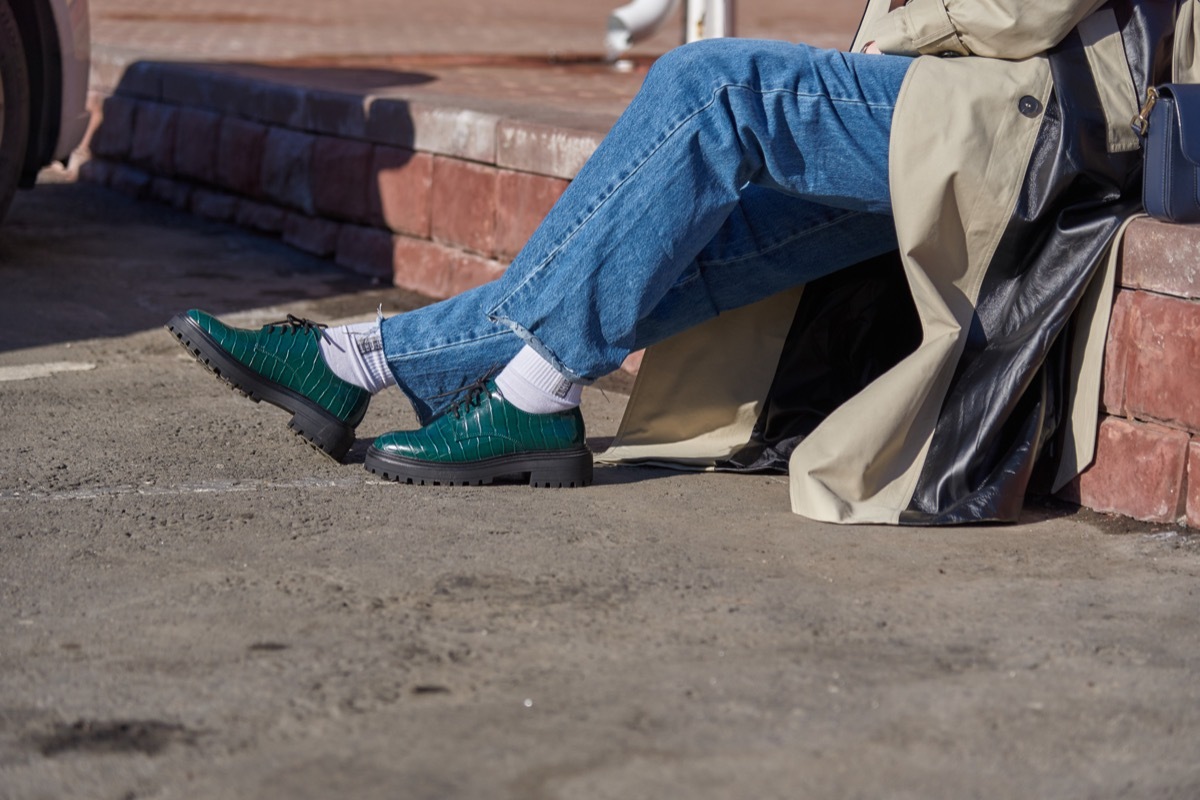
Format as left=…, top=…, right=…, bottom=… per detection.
left=0, top=180, right=428, bottom=353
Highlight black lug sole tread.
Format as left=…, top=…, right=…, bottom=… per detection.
left=365, top=446, right=593, bottom=488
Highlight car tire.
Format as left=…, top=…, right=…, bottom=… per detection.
left=0, top=0, right=30, bottom=225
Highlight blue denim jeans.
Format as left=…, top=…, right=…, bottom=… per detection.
left=382, top=39, right=912, bottom=423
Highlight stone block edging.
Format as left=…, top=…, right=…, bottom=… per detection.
left=79, top=62, right=606, bottom=305
left=1079, top=223, right=1200, bottom=527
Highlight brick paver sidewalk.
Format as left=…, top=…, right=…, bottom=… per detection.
left=89, top=0, right=863, bottom=77
left=87, top=0, right=864, bottom=119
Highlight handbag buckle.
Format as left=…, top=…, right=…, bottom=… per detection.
left=1132, top=86, right=1160, bottom=137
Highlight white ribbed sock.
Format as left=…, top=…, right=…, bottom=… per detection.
left=318, top=320, right=396, bottom=394
left=495, top=345, right=583, bottom=414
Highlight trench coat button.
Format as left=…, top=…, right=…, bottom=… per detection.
left=1019, top=95, right=1043, bottom=118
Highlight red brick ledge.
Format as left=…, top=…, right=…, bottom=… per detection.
left=1069, top=220, right=1200, bottom=527
left=101, top=61, right=610, bottom=180
left=79, top=63, right=595, bottom=293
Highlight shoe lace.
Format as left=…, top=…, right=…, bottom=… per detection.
left=445, top=379, right=490, bottom=419
left=264, top=314, right=327, bottom=336
left=430, top=367, right=502, bottom=419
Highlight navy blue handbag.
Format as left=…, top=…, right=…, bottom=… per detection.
left=1133, top=83, right=1200, bottom=223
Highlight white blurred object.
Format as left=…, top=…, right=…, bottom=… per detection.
left=606, top=0, right=679, bottom=61
left=606, top=0, right=735, bottom=62
left=685, top=0, right=736, bottom=44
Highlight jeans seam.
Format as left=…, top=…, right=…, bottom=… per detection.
left=488, top=92, right=726, bottom=313
left=488, top=82, right=893, bottom=317
left=386, top=329, right=512, bottom=362
left=696, top=209, right=864, bottom=267
left=721, top=84, right=899, bottom=111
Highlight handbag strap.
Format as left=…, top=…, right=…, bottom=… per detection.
left=1132, top=86, right=1161, bottom=137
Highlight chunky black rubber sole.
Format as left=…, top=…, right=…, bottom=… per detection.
left=166, top=313, right=357, bottom=462
left=364, top=445, right=593, bottom=488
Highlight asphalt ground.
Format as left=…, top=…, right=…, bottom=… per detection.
left=1, top=176, right=1199, bottom=798
left=6, top=1, right=1200, bottom=795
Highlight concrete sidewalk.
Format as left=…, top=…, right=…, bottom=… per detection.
left=4, top=4, right=1200, bottom=796
left=3, top=177, right=1200, bottom=800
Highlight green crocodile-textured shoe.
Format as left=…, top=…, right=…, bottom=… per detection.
left=365, top=380, right=593, bottom=488
left=166, top=309, right=370, bottom=461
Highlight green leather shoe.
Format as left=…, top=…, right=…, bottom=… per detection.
left=365, top=380, right=593, bottom=488
left=166, top=309, right=370, bottom=461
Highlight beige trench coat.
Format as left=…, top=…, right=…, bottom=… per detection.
left=600, top=0, right=1200, bottom=523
